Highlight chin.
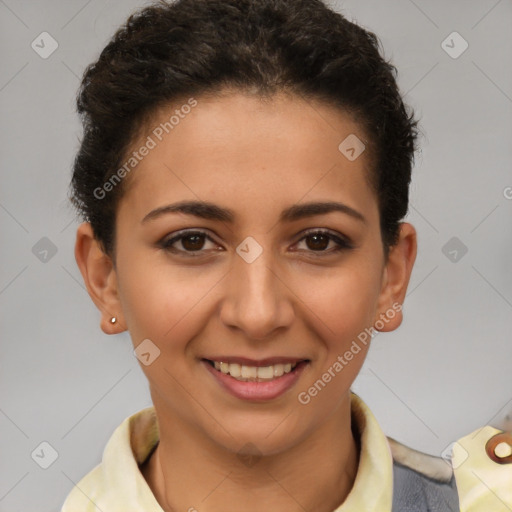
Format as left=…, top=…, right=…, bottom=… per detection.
left=207, top=412, right=311, bottom=458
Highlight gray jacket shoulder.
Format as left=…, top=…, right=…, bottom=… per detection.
left=387, top=437, right=460, bottom=512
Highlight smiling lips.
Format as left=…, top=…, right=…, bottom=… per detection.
left=212, top=360, right=298, bottom=381
left=203, top=356, right=309, bottom=400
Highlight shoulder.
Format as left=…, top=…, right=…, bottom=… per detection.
left=61, top=407, right=160, bottom=512
left=387, top=437, right=459, bottom=512
left=387, top=428, right=512, bottom=512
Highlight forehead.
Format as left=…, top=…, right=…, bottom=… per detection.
left=118, top=91, right=378, bottom=226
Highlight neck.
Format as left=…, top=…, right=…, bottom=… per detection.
left=141, top=395, right=359, bottom=512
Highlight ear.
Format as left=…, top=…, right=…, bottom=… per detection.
left=373, top=222, right=417, bottom=332
left=74, top=222, right=126, bottom=334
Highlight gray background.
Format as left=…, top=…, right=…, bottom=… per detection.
left=1, top=0, right=511, bottom=510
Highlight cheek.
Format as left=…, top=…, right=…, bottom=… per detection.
left=116, top=255, right=221, bottom=350
left=116, top=260, right=210, bottom=401
left=291, top=259, right=382, bottom=343
left=293, top=267, right=378, bottom=411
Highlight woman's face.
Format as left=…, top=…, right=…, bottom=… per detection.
left=107, top=91, right=409, bottom=455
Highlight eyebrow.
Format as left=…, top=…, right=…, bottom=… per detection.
left=141, top=200, right=366, bottom=225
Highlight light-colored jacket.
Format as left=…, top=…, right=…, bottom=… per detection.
left=61, top=393, right=512, bottom=511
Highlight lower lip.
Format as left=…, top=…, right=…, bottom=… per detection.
left=203, top=360, right=308, bottom=402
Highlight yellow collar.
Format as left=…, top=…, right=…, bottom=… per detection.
left=61, top=394, right=393, bottom=511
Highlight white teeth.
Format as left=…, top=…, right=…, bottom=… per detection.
left=273, top=364, right=284, bottom=377
left=241, top=365, right=257, bottom=379
left=210, top=360, right=298, bottom=381
left=257, top=366, right=274, bottom=379
left=229, top=363, right=241, bottom=378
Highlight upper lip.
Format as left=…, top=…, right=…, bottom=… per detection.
left=203, top=356, right=308, bottom=367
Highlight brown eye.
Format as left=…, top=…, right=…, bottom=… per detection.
left=180, top=233, right=206, bottom=251
left=160, top=230, right=217, bottom=256
left=295, top=229, right=353, bottom=255
left=304, top=233, right=330, bottom=251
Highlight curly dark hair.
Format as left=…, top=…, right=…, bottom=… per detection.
left=70, top=0, right=419, bottom=259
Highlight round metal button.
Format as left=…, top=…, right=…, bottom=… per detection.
left=485, top=432, right=512, bottom=464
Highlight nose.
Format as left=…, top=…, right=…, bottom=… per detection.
left=219, top=246, right=295, bottom=341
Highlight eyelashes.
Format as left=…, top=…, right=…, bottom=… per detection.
left=160, top=230, right=218, bottom=255
left=159, top=228, right=354, bottom=258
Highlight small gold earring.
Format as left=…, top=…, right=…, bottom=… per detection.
left=110, top=317, right=117, bottom=324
